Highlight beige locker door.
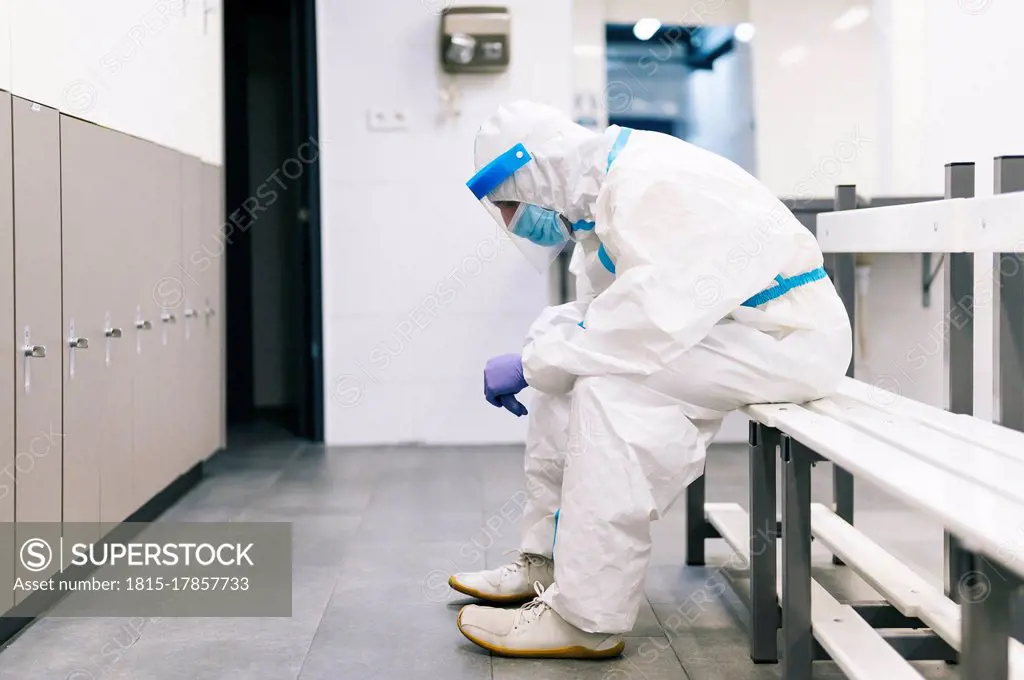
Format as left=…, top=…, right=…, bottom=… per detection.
left=59, top=116, right=101, bottom=532
left=201, top=162, right=226, bottom=456
left=153, top=145, right=185, bottom=487
left=129, top=139, right=185, bottom=506
left=125, top=134, right=156, bottom=510
left=179, top=155, right=205, bottom=468
left=60, top=116, right=134, bottom=529
left=12, top=97, right=62, bottom=591
left=0, top=93, right=15, bottom=614
left=106, top=129, right=140, bottom=521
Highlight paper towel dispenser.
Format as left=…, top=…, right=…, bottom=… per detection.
left=440, top=6, right=510, bottom=73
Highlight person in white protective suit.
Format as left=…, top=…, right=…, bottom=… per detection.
left=449, top=101, right=852, bottom=659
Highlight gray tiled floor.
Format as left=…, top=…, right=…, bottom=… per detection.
left=0, top=426, right=961, bottom=679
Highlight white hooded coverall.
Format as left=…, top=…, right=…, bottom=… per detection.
left=473, top=101, right=852, bottom=634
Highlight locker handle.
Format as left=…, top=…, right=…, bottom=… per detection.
left=205, top=307, right=216, bottom=318
left=184, top=308, right=198, bottom=319
left=68, top=337, right=89, bottom=349
left=161, top=313, right=177, bottom=324
left=105, top=327, right=123, bottom=338
left=136, top=320, right=153, bottom=330
left=23, top=344, right=46, bottom=358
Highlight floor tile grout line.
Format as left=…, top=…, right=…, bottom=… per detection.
left=647, top=596, right=695, bottom=679
left=292, top=571, right=342, bottom=680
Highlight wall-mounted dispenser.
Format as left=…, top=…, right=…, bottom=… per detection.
left=440, top=6, right=510, bottom=73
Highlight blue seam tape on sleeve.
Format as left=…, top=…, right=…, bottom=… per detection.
left=552, top=508, right=560, bottom=555
left=607, top=127, right=633, bottom=170
left=592, top=127, right=633, bottom=275
left=598, top=244, right=616, bottom=274
left=741, top=267, right=828, bottom=308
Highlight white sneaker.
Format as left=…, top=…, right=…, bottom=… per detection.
left=457, top=582, right=625, bottom=659
left=448, top=552, right=554, bottom=604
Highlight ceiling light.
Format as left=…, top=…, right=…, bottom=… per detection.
left=832, top=5, right=871, bottom=32
left=633, top=18, right=662, bottom=41
left=734, top=22, right=756, bottom=43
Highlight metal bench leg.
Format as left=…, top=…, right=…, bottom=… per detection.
left=782, top=435, right=814, bottom=680
left=686, top=472, right=706, bottom=566
left=749, top=421, right=780, bottom=663
left=945, top=533, right=973, bottom=604
left=962, top=558, right=1013, bottom=680
left=830, top=187, right=858, bottom=569
left=832, top=466, right=854, bottom=565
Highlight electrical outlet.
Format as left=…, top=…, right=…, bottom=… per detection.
left=367, top=109, right=410, bottom=132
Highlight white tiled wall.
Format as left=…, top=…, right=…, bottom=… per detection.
left=317, top=0, right=573, bottom=444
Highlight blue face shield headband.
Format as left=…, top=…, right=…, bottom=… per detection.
left=467, top=143, right=573, bottom=272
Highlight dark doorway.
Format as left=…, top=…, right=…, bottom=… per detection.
left=609, top=117, right=676, bottom=136
left=605, top=23, right=756, bottom=175
left=223, top=0, right=323, bottom=440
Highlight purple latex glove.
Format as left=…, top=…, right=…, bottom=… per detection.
left=484, top=354, right=529, bottom=417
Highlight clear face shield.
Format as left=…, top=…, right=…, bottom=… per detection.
left=468, top=143, right=573, bottom=272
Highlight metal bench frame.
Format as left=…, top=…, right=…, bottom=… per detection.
left=683, top=158, right=1024, bottom=678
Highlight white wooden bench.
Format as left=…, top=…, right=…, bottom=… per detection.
left=730, top=381, right=1024, bottom=680
left=684, top=160, right=1024, bottom=679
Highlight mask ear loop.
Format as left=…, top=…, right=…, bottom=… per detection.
left=562, top=215, right=576, bottom=243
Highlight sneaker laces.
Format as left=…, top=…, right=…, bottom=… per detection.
left=514, top=581, right=551, bottom=626
left=500, top=550, right=549, bottom=577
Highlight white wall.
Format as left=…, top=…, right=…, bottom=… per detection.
left=852, top=254, right=947, bottom=410
left=572, top=0, right=607, bottom=130
left=920, top=2, right=1024, bottom=194
left=873, top=0, right=1024, bottom=196
left=317, top=0, right=573, bottom=445
left=874, top=0, right=927, bottom=196
left=860, top=0, right=1024, bottom=420
left=749, top=0, right=879, bottom=198
left=4, top=0, right=222, bottom=164
left=199, top=0, right=224, bottom=165
left=0, top=0, right=10, bottom=92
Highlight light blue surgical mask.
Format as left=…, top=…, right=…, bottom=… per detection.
left=510, top=204, right=570, bottom=247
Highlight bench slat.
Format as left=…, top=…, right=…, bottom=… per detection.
left=809, top=503, right=959, bottom=639
left=706, top=503, right=927, bottom=680
left=809, top=396, right=1024, bottom=505
left=742, top=402, right=1024, bottom=581
left=838, top=377, right=1024, bottom=465
left=809, top=503, right=1024, bottom=680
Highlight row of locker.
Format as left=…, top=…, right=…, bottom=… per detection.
left=0, top=92, right=226, bottom=612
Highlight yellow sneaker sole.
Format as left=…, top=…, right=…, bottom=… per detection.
left=447, top=576, right=535, bottom=604
left=456, top=607, right=626, bottom=659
